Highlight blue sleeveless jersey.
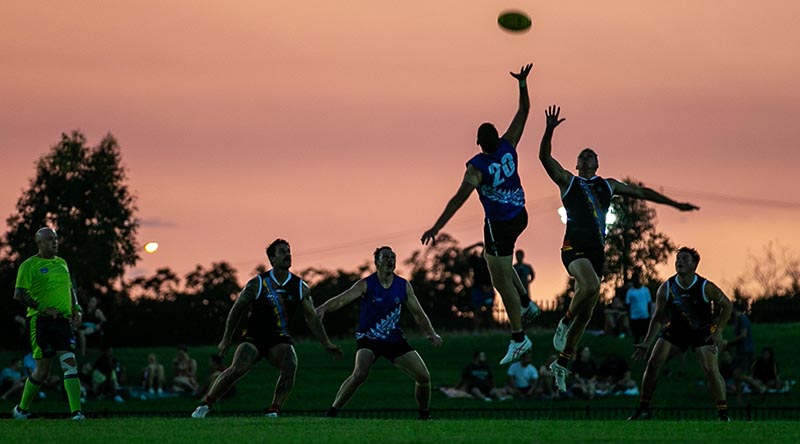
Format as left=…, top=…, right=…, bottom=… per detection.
left=467, top=139, right=525, bottom=221
left=356, top=273, right=407, bottom=343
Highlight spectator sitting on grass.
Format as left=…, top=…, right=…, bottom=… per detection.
left=172, top=345, right=199, bottom=394
left=459, top=351, right=510, bottom=401
left=506, top=352, right=538, bottom=399
left=1, top=357, right=25, bottom=401
left=142, top=353, right=166, bottom=395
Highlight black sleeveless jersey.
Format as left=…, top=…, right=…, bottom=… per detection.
left=561, top=175, right=613, bottom=249
left=243, top=270, right=305, bottom=339
left=664, top=274, right=713, bottom=332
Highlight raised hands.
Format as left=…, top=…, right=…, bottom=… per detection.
left=510, top=63, right=533, bottom=81
left=545, top=105, right=566, bottom=130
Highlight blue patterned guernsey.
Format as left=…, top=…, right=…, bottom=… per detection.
left=467, top=139, right=525, bottom=221
left=356, top=273, right=408, bottom=343
left=561, top=175, right=614, bottom=248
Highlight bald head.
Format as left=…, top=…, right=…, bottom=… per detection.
left=35, top=227, right=58, bottom=257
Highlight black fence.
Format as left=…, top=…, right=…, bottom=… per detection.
left=5, top=406, right=799, bottom=421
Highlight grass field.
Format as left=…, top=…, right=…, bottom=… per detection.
left=1, top=322, right=798, bottom=420
left=2, top=418, right=800, bottom=444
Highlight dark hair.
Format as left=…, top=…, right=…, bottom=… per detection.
left=177, top=344, right=188, bottom=353
left=579, top=147, right=598, bottom=159
left=266, top=239, right=290, bottom=259
left=676, top=246, right=700, bottom=265
left=373, top=246, right=393, bottom=262
left=477, top=123, right=499, bottom=153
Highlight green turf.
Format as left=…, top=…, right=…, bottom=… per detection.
left=1, top=323, right=797, bottom=417
left=2, top=418, right=799, bottom=444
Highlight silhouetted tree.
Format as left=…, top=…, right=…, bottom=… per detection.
left=1, top=131, right=139, bottom=296
left=603, top=177, right=676, bottom=296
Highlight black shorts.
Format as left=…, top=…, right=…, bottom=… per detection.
left=484, top=208, right=528, bottom=257
left=241, top=332, right=293, bottom=359
left=661, top=326, right=713, bottom=352
left=561, top=241, right=605, bottom=276
left=357, top=337, right=414, bottom=363
left=28, top=315, right=77, bottom=359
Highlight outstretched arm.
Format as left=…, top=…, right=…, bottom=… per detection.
left=539, top=105, right=572, bottom=189
left=404, top=282, right=443, bottom=347
left=301, top=284, right=343, bottom=359
left=609, top=179, right=699, bottom=212
left=421, top=166, right=480, bottom=245
left=502, top=63, right=533, bottom=148
left=218, top=277, right=258, bottom=357
left=632, top=282, right=668, bottom=361
left=315, top=279, right=368, bottom=319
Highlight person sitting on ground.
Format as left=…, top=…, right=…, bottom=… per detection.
left=571, top=346, right=598, bottom=399
left=506, top=352, right=539, bottom=398
left=142, top=353, right=166, bottom=395
left=77, top=296, right=107, bottom=357
left=751, top=347, right=782, bottom=391
left=1, top=357, right=25, bottom=401
left=596, top=353, right=637, bottom=396
left=538, top=355, right=558, bottom=399
left=92, top=346, right=124, bottom=402
left=172, top=345, right=199, bottom=394
left=459, top=351, right=510, bottom=401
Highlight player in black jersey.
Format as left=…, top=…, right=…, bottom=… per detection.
left=191, top=239, right=342, bottom=418
left=629, top=247, right=733, bottom=421
left=539, top=105, right=699, bottom=392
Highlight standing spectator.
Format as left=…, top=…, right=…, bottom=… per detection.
left=142, top=353, right=166, bottom=395
left=751, top=347, right=782, bottom=391
left=1, top=358, right=25, bottom=401
left=626, top=273, right=652, bottom=344
left=506, top=352, right=539, bottom=398
left=76, top=296, right=107, bottom=357
left=464, top=243, right=496, bottom=333
left=571, top=346, right=598, bottom=399
left=605, top=283, right=631, bottom=338
left=724, top=303, right=756, bottom=392
left=513, top=250, right=540, bottom=325
left=172, top=345, right=199, bottom=394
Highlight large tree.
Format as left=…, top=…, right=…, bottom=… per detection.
left=602, top=177, right=676, bottom=294
left=1, top=131, right=139, bottom=295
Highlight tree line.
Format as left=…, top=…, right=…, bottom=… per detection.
left=0, top=131, right=796, bottom=349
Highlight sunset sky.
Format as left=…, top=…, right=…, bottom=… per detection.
left=2, top=1, right=799, bottom=302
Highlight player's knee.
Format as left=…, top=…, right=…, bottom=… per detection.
left=59, top=352, right=78, bottom=377
left=416, top=371, right=431, bottom=386
left=352, top=368, right=370, bottom=383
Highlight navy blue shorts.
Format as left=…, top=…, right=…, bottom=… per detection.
left=484, top=208, right=528, bottom=257
left=561, top=241, right=605, bottom=276
left=357, top=338, right=414, bottom=363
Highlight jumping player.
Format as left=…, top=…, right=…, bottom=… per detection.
left=421, top=63, right=540, bottom=365
left=539, top=105, right=699, bottom=391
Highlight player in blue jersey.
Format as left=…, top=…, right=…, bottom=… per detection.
left=317, top=246, right=443, bottom=420
left=191, top=239, right=342, bottom=419
left=422, top=63, right=540, bottom=365
left=628, top=247, right=732, bottom=421
left=539, top=105, right=699, bottom=392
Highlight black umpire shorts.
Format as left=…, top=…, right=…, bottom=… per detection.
left=28, top=315, right=77, bottom=359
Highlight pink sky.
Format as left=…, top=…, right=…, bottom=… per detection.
left=2, top=1, right=800, bottom=302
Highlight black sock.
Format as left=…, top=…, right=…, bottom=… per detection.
left=556, top=349, right=573, bottom=367
left=325, top=407, right=339, bottom=417
left=418, top=409, right=431, bottom=420
left=511, top=331, right=525, bottom=343
left=519, top=293, right=530, bottom=308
